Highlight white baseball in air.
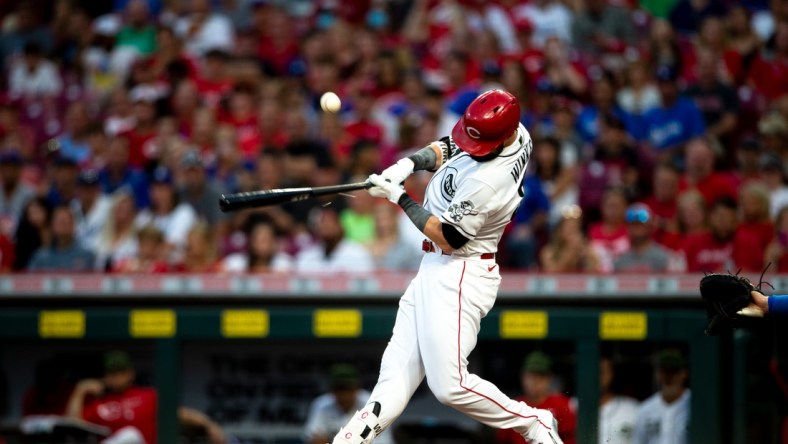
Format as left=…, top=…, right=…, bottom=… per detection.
left=320, top=92, right=342, bottom=113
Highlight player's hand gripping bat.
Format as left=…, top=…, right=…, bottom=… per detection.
left=219, top=181, right=373, bottom=212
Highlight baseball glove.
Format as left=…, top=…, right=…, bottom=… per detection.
left=699, top=272, right=763, bottom=335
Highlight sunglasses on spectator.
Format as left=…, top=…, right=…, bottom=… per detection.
left=625, top=208, right=650, bottom=224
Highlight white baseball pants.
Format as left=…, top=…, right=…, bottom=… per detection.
left=365, top=253, right=555, bottom=438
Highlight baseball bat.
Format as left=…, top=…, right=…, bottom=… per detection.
left=219, top=181, right=373, bottom=212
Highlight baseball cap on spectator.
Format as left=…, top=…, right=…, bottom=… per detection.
left=93, top=14, right=121, bottom=37
left=181, top=150, right=203, bottom=169
left=655, top=65, right=679, bottom=83
left=657, top=349, right=687, bottom=371
left=0, top=151, right=23, bottom=165
left=522, top=351, right=553, bottom=375
left=129, top=85, right=160, bottom=103
left=78, top=169, right=100, bottom=186
left=625, top=203, right=651, bottom=224
left=330, top=364, right=359, bottom=390
left=151, top=166, right=173, bottom=185
left=104, top=350, right=133, bottom=373
left=758, top=113, right=788, bottom=136
left=514, top=16, right=534, bottom=34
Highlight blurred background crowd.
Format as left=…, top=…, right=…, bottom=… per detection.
left=0, top=0, right=787, bottom=274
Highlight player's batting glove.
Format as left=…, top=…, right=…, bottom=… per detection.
left=367, top=174, right=404, bottom=204
left=379, top=158, right=414, bottom=185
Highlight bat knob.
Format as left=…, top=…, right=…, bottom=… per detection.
left=219, top=195, right=231, bottom=212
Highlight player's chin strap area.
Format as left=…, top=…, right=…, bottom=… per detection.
left=331, top=402, right=383, bottom=444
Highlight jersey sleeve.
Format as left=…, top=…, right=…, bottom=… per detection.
left=439, top=178, right=497, bottom=240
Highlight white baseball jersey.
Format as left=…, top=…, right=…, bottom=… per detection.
left=423, top=123, right=533, bottom=256
left=600, top=396, right=640, bottom=444
left=632, top=390, right=690, bottom=444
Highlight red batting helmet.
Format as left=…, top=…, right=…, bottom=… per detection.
left=451, top=89, right=520, bottom=156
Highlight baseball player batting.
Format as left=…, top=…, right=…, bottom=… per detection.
left=331, top=90, right=562, bottom=444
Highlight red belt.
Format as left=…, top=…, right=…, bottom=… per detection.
left=422, top=240, right=495, bottom=260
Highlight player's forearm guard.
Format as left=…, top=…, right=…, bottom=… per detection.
left=398, top=194, right=431, bottom=232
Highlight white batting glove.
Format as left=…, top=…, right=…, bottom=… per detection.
left=379, top=158, right=414, bottom=185
left=367, top=174, right=404, bottom=204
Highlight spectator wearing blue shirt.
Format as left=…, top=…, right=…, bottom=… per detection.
left=576, top=73, right=630, bottom=144
left=506, top=175, right=551, bottom=269
left=639, top=65, right=705, bottom=158
left=98, top=137, right=150, bottom=208
left=56, top=103, right=92, bottom=164
left=46, top=157, right=79, bottom=207
left=28, top=206, right=95, bottom=272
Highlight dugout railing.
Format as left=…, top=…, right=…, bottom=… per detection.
left=1, top=273, right=784, bottom=444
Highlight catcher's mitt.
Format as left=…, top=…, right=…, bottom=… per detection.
left=699, top=272, right=761, bottom=335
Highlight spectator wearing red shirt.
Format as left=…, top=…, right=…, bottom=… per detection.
left=220, top=86, right=261, bottom=159
left=495, top=352, right=576, bottom=444
left=195, top=49, right=233, bottom=110
left=683, top=197, right=762, bottom=272
left=765, top=206, right=788, bottom=272
left=732, top=138, right=764, bottom=186
left=171, top=222, right=220, bottom=273
left=738, top=182, right=775, bottom=251
left=120, top=85, right=159, bottom=169
left=588, top=187, right=630, bottom=273
left=0, top=232, right=13, bottom=272
left=681, top=138, right=737, bottom=207
left=748, top=20, right=788, bottom=101
left=336, top=87, right=383, bottom=168
left=112, top=225, right=169, bottom=273
left=66, top=351, right=225, bottom=444
left=643, top=163, right=681, bottom=247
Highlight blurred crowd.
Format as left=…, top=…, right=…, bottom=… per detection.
left=0, top=0, right=787, bottom=274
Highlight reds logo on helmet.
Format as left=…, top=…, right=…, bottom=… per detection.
left=451, top=90, right=520, bottom=156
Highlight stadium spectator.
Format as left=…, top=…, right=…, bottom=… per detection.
left=304, top=364, right=393, bottom=444
left=760, top=154, right=788, bottom=218
left=748, top=19, right=788, bottom=101
left=66, top=350, right=226, bottom=444
left=172, top=222, right=219, bottom=273
left=642, top=163, right=681, bottom=248
left=195, top=49, right=233, bottom=110
left=725, top=6, right=762, bottom=86
left=0, top=151, right=36, bottom=235
left=668, top=190, right=709, bottom=249
left=738, top=182, right=775, bottom=254
left=614, top=204, right=674, bottom=273
left=295, top=207, right=374, bottom=274
left=538, top=37, right=588, bottom=98
left=8, top=42, right=62, bottom=99
left=73, top=170, right=112, bottom=254
left=579, top=115, right=640, bottom=217
left=115, top=0, right=157, bottom=58
left=98, top=136, right=150, bottom=209
left=550, top=98, right=584, bottom=168
left=495, top=351, right=576, bottom=444
left=758, top=112, right=788, bottom=167
left=765, top=206, right=788, bottom=272
left=571, top=0, right=635, bottom=57
left=617, top=61, right=660, bottom=135
left=668, top=0, right=728, bottom=35
left=113, top=225, right=168, bottom=273
left=576, top=73, right=626, bottom=144
left=733, top=138, right=764, bottom=185
left=46, top=156, right=80, bottom=207
left=174, top=0, right=235, bottom=57
left=686, top=48, right=739, bottom=144
left=177, top=150, right=227, bottom=232
left=220, top=215, right=292, bottom=273
left=12, top=197, right=51, bottom=271
left=632, top=349, right=691, bottom=444
left=367, top=202, right=422, bottom=271
left=121, top=85, right=160, bottom=169
left=599, top=357, right=640, bottom=444
left=639, top=65, right=705, bottom=157
left=134, top=166, right=198, bottom=261
left=507, top=172, right=551, bottom=270
left=681, top=138, right=737, bottom=207
left=0, top=2, right=52, bottom=72
left=27, top=205, right=95, bottom=272
left=647, top=20, right=684, bottom=77
left=540, top=205, right=600, bottom=273
left=532, top=137, right=579, bottom=226
left=512, top=0, right=573, bottom=49
left=94, top=190, right=138, bottom=271
left=339, top=183, right=377, bottom=246
left=56, top=103, right=93, bottom=165
left=589, top=187, right=630, bottom=273
left=682, top=197, right=761, bottom=272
